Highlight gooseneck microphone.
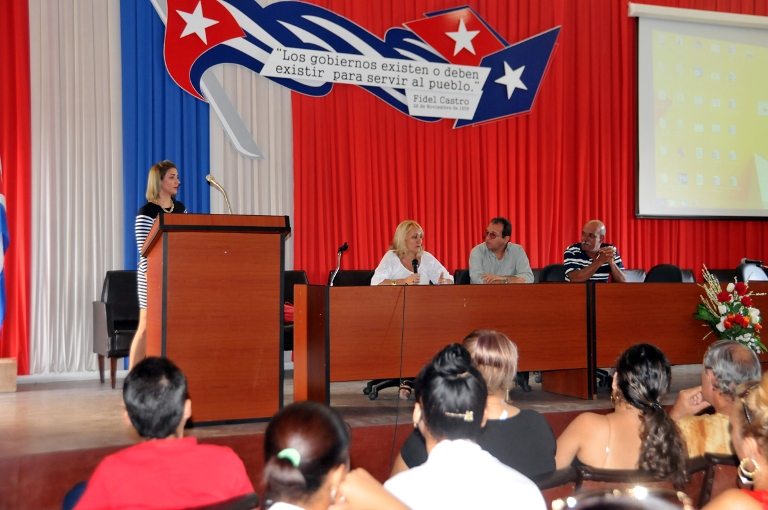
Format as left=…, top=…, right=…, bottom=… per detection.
left=329, top=242, right=349, bottom=287
left=742, top=258, right=765, bottom=267
left=206, top=174, right=233, bottom=214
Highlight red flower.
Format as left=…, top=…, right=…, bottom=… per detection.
left=757, top=324, right=763, bottom=332
left=717, top=291, right=733, bottom=303
left=735, top=314, right=747, bottom=327
left=741, top=296, right=754, bottom=308
left=724, top=320, right=733, bottom=329
left=735, top=282, right=747, bottom=296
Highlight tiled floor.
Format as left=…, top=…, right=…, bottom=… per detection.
left=0, top=365, right=703, bottom=458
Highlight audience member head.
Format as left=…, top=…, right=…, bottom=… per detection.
left=263, top=401, right=350, bottom=508
left=613, top=344, right=687, bottom=489
left=703, top=340, right=761, bottom=402
left=123, top=357, right=190, bottom=439
left=413, top=343, right=488, bottom=443
left=390, top=220, right=424, bottom=259
left=145, top=159, right=177, bottom=201
left=731, top=372, right=768, bottom=488
left=462, top=330, right=518, bottom=398
left=489, top=217, right=512, bottom=239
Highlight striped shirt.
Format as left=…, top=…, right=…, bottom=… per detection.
left=563, top=243, right=624, bottom=282
left=135, top=200, right=187, bottom=308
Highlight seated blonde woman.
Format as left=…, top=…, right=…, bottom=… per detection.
left=555, top=344, right=688, bottom=489
left=391, top=330, right=556, bottom=478
left=371, top=220, right=452, bottom=286
left=704, top=372, right=768, bottom=510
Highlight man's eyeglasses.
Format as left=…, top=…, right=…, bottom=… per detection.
left=740, top=381, right=760, bottom=427
left=484, top=230, right=502, bottom=240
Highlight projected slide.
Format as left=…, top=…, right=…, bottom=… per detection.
left=637, top=18, right=768, bottom=218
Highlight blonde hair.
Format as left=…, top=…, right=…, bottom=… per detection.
left=735, top=371, right=768, bottom=456
left=462, top=330, right=518, bottom=395
left=145, top=160, right=177, bottom=202
left=389, top=220, right=424, bottom=258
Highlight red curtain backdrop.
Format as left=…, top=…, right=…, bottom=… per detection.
left=0, top=0, right=31, bottom=374
left=293, top=0, right=768, bottom=285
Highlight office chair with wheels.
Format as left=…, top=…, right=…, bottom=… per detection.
left=623, top=269, right=647, bottom=282
left=736, top=263, right=768, bottom=283
left=644, top=264, right=684, bottom=283
left=540, top=264, right=567, bottom=282
left=452, top=268, right=470, bottom=285
left=283, top=270, right=308, bottom=352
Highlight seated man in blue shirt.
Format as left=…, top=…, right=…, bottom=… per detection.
left=564, top=220, right=626, bottom=283
left=469, top=217, right=533, bottom=284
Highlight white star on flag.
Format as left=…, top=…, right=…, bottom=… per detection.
left=495, top=62, right=527, bottom=99
left=177, top=1, right=219, bottom=44
left=446, top=18, right=480, bottom=56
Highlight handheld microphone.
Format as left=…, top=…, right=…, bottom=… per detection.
left=412, top=259, right=419, bottom=274
left=206, top=174, right=233, bottom=214
left=742, top=258, right=765, bottom=267
left=329, top=242, right=349, bottom=287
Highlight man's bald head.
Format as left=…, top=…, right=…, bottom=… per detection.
left=581, top=220, right=606, bottom=254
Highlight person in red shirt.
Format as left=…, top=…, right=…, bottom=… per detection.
left=74, top=357, right=254, bottom=509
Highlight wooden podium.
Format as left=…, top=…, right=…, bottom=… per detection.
left=141, top=213, right=290, bottom=423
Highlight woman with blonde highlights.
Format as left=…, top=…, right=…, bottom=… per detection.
left=704, top=372, right=768, bottom=509
left=391, top=330, right=556, bottom=478
left=370, top=220, right=453, bottom=286
left=129, top=160, right=186, bottom=369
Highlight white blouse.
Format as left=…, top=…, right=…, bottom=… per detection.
left=371, top=250, right=454, bottom=285
left=384, top=439, right=546, bottom=510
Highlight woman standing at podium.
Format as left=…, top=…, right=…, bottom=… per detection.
left=129, top=160, right=187, bottom=369
left=371, top=220, right=453, bottom=286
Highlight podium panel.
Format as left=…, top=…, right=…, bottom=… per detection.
left=143, top=214, right=289, bottom=423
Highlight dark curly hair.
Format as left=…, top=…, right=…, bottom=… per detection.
left=614, top=344, right=688, bottom=490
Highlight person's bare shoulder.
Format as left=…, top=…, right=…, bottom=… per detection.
left=704, top=488, right=760, bottom=510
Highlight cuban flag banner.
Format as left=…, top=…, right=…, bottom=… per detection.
left=0, top=158, right=10, bottom=330
left=160, top=0, right=560, bottom=153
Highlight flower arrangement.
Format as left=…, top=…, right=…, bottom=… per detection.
left=694, top=266, right=765, bottom=353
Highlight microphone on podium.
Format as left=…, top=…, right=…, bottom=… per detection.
left=206, top=174, right=233, bottom=214
left=329, top=242, right=349, bottom=287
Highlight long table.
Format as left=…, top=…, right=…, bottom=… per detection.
left=293, top=282, right=768, bottom=403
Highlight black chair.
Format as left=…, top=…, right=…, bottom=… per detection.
left=539, top=264, right=566, bottom=282
left=453, top=268, right=470, bottom=285
left=708, top=268, right=737, bottom=284
left=189, top=493, right=260, bottom=510
left=92, top=271, right=139, bottom=388
left=327, top=269, right=374, bottom=286
left=623, top=269, right=646, bottom=282
left=644, top=264, right=684, bottom=282
left=283, top=270, right=309, bottom=351
left=532, top=268, right=541, bottom=283
left=681, top=269, right=695, bottom=283
left=737, top=263, right=768, bottom=283
left=698, top=453, right=738, bottom=507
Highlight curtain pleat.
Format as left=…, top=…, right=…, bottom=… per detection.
left=0, top=0, right=32, bottom=374
left=29, top=0, right=124, bottom=373
left=294, top=0, right=768, bottom=285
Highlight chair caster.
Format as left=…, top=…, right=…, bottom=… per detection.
left=534, top=372, right=542, bottom=384
left=368, top=389, right=379, bottom=400
left=363, top=387, right=371, bottom=395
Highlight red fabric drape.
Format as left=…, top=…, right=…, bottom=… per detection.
left=293, top=0, right=768, bottom=286
left=0, top=0, right=31, bottom=374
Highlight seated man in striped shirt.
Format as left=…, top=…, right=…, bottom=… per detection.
left=564, top=220, right=626, bottom=283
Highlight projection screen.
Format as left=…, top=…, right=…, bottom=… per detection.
left=635, top=5, right=768, bottom=218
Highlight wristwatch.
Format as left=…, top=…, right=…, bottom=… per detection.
left=503, top=278, right=509, bottom=284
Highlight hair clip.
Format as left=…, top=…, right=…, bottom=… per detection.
left=277, top=447, right=301, bottom=467
left=453, top=371, right=469, bottom=378
left=445, top=410, right=474, bottom=422
left=650, top=401, right=663, bottom=410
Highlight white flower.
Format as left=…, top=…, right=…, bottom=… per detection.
left=727, top=283, right=735, bottom=292
left=751, top=309, right=761, bottom=319
left=716, top=319, right=726, bottom=332
left=718, top=305, right=727, bottom=315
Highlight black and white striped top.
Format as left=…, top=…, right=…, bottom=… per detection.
left=135, top=200, right=187, bottom=270
left=563, top=243, right=624, bottom=282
